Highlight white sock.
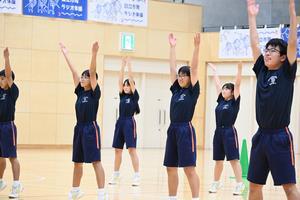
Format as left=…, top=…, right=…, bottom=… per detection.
left=72, top=187, right=80, bottom=192
left=236, top=182, right=243, bottom=185
left=113, top=171, right=120, bottom=177
left=12, top=181, right=20, bottom=186
left=192, top=198, right=199, bottom=200
left=97, top=188, right=105, bottom=196
left=168, top=196, right=177, bottom=200
left=213, top=180, right=220, bottom=185
left=134, top=172, right=140, bottom=177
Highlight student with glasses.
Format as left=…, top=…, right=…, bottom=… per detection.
left=247, top=0, right=300, bottom=199
left=164, top=33, right=201, bottom=200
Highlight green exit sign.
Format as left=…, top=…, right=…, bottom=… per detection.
left=120, top=32, right=135, bottom=51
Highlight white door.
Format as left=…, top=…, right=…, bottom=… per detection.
left=143, top=73, right=171, bottom=148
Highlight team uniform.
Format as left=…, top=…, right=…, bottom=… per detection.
left=164, top=80, right=200, bottom=167
left=247, top=55, right=297, bottom=185
left=72, top=84, right=101, bottom=163
left=213, top=94, right=240, bottom=161
left=0, top=83, right=19, bottom=158
left=112, top=90, right=139, bottom=149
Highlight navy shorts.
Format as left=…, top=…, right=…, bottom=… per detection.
left=247, top=127, right=296, bottom=186
left=72, top=121, right=101, bottom=163
left=0, top=122, right=17, bottom=158
left=213, top=126, right=239, bottom=161
left=112, top=117, right=137, bottom=149
left=163, top=122, right=196, bottom=167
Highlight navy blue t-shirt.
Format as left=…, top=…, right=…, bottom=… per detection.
left=170, top=80, right=200, bottom=123
left=254, top=55, right=297, bottom=129
left=75, top=84, right=101, bottom=123
left=0, top=83, right=19, bottom=122
left=119, top=90, right=139, bottom=118
left=215, top=93, right=240, bottom=127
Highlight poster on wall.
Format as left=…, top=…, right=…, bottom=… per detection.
left=281, top=27, right=300, bottom=58
left=219, top=28, right=281, bottom=59
left=0, top=0, right=22, bottom=14
left=23, top=0, right=87, bottom=21
left=88, top=0, right=148, bottom=27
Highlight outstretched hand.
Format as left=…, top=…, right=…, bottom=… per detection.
left=238, top=61, right=243, bottom=70
left=208, top=63, right=216, bottom=72
left=168, top=33, right=177, bottom=47
left=194, top=33, right=201, bottom=48
left=92, top=41, right=99, bottom=54
left=3, top=47, right=9, bottom=58
left=122, top=56, right=127, bottom=67
left=289, top=0, right=296, bottom=15
left=126, top=56, right=131, bottom=65
left=247, top=0, right=259, bottom=16
left=59, top=42, right=68, bottom=55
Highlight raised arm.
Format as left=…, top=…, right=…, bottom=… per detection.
left=190, top=33, right=200, bottom=86
left=208, top=63, right=222, bottom=94
left=169, top=33, right=177, bottom=84
left=247, top=0, right=261, bottom=62
left=3, top=48, right=13, bottom=87
left=119, top=57, right=126, bottom=93
left=234, top=62, right=242, bottom=99
left=126, top=57, right=136, bottom=93
left=89, top=41, right=99, bottom=91
left=59, top=42, right=80, bottom=87
left=287, top=0, right=297, bottom=65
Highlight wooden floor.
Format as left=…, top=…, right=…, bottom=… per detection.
left=0, top=148, right=299, bottom=200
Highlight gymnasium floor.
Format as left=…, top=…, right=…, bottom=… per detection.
left=0, top=148, right=298, bottom=200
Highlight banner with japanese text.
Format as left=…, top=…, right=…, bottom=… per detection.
left=88, top=0, right=147, bottom=27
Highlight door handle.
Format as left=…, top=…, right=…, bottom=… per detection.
left=159, top=109, right=161, bottom=125
left=163, top=110, right=166, bottom=125
left=115, top=108, right=118, bottom=122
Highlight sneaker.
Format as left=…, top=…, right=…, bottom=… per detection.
left=209, top=181, right=222, bottom=193
left=132, top=175, right=140, bottom=186
left=97, top=192, right=109, bottom=200
left=108, top=173, right=120, bottom=185
left=233, top=182, right=245, bottom=195
left=8, top=183, right=23, bottom=199
left=0, top=180, right=7, bottom=192
left=68, top=189, right=84, bottom=200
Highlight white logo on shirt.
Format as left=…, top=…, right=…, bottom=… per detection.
left=178, top=94, right=186, bottom=101
left=82, top=96, right=89, bottom=103
left=222, top=104, right=229, bottom=110
left=268, top=76, right=278, bottom=86
left=0, top=94, right=7, bottom=101
left=125, top=98, right=131, bottom=104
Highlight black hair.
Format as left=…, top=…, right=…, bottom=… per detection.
left=0, top=69, right=15, bottom=80
left=222, top=83, right=234, bottom=91
left=81, top=69, right=98, bottom=80
left=123, top=79, right=132, bottom=86
left=265, top=38, right=287, bottom=56
left=178, top=66, right=191, bottom=77
left=123, top=79, right=140, bottom=115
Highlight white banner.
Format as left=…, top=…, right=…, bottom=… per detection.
left=0, top=0, right=22, bottom=14
left=88, top=0, right=148, bottom=27
left=219, top=28, right=281, bottom=59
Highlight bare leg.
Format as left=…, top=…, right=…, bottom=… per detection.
left=184, top=167, right=200, bottom=198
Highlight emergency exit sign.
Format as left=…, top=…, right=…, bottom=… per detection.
left=120, top=32, right=135, bottom=51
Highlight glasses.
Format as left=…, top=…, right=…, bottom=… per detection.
left=263, top=48, right=281, bottom=54
left=178, top=74, right=189, bottom=78
left=80, top=75, right=90, bottom=80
